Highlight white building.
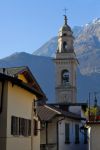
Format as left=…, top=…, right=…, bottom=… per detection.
left=87, top=122, right=100, bottom=150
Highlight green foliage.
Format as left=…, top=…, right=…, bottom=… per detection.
left=84, top=106, right=98, bottom=121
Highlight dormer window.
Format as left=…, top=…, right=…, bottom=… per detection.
left=63, top=41, right=67, bottom=50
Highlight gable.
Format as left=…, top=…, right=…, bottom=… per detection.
left=0, top=66, right=46, bottom=99
left=16, top=68, right=44, bottom=95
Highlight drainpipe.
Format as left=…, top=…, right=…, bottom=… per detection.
left=45, top=121, right=48, bottom=150
left=0, top=80, right=5, bottom=114
left=57, top=117, right=65, bottom=150
left=31, top=100, right=34, bottom=150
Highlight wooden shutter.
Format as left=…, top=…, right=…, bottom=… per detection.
left=11, top=116, right=19, bottom=135
left=11, top=117, right=31, bottom=137
left=65, top=123, right=70, bottom=143
left=34, top=119, right=38, bottom=136
left=20, top=118, right=26, bottom=136
left=28, top=120, right=31, bottom=136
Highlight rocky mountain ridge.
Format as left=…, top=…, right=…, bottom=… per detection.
left=0, top=52, right=100, bottom=104
left=0, top=18, right=100, bottom=103
left=33, top=18, right=100, bottom=75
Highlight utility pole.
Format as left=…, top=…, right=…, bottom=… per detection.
left=88, top=92, right=91, bottom=121
left=94, top=92, right=97, bottom=108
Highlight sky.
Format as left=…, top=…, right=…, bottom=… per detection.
left=0, top=0, right=100, bottom=59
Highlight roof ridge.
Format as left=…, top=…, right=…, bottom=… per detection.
left=44, top=105, right=61, bottom=114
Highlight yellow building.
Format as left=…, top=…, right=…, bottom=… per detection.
left=0, top=66, right=46, bottom=150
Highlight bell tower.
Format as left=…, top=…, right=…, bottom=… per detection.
left=54, top=15, right=78, bottom=103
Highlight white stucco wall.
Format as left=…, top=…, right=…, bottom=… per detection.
left=58, top=119, right=88, bottom=150
left=69, top=106, right=81, bottom=115
left=88, top=124, right=100, bottom=150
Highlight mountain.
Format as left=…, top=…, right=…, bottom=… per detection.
left=0, top=18, right=100, bottom=104
left=0, top=52, right=55, bottom=102
left=33, top=18, right=100, bottom=75
left=33, top=37, right=57, bottom=57
left=0, top=52, right=100, bottom=104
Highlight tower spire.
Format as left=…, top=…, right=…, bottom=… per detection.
left=63, top=8, right=68, bottom=25
left=64, top=15, right=67, bottom=25
left=55, top=15, right=78, bottom=103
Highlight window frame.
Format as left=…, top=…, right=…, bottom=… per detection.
left=65, top=123, right=70, bottom=144
left=75, top=124, right=80, bottom=144
left=63, top=41, right=67, bottom=50
left=11, top=116, right=31, bottom=137
left=62, top=69, right=70, bottom=85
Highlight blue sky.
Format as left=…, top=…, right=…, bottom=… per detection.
left=0, top=0, right=100, bottom=59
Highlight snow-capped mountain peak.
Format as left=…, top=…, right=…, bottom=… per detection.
left=92, top=18, right=100, bottom=24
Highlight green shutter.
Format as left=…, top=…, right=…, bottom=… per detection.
left=65, top=123, right=70, bottom=143
left=75, top=124, right=79, bottom=144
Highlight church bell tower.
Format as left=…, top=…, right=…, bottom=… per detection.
left=54, top=15, right=78, bottom=103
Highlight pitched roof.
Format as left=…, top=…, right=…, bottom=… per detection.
left=37, top=104, right=85, bottom=122
left=37, top=105, right=61, bottom=121
left=48, top=103, right=87, bottom=111
left=49, top=105, right=85, bottom=120
left=0, top=66, right=27, bottom=75
left=0, top=66, right=47, bottom=99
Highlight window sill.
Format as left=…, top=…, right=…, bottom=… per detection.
left=75, top=141, right=80, bottom=144
left=84, top=141, right=88, bottom=144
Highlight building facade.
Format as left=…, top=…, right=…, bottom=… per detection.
left=54, top=15, right=78, bottom=103
left=0, top=67, right=45, bottom=150
left=87, top=122, right=100, bottom=150
left=38, top=104, right=87, bottom=150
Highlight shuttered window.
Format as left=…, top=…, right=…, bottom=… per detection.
left=11, top=116, right=19, bottom=135
left=20, top=118, right=25, bottom=136
left=75, top=124, right=80, bottom=144
left=34, top=119, right=38, bottom=136
left=11, top=116, right=31, bottom=136
left=28, top=120, right=31, bottom=136
left=65, top=123, right=70, bottom=144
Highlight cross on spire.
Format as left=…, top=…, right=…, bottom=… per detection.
left=63, top=8, right=68, bottom=16
left=63, top=8, right=68, bottom=25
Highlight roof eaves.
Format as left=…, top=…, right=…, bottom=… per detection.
left=0, top=73, right=44, bottom=98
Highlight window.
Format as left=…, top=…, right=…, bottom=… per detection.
left=65, top=123, right=70, bottom=144
left=63, top=41, right=67, bottom=49
left=63, top=33, right=67, bottom=36
left=84, top=128, right=88, bottom=144
left=28, top=120, right=31, bottom=136
left=20, top=118, right=28, bottom=136
left=62, top=70, right=69, bottom=85
left=34, top=119, right=38, bottom=136
left=11, top=116, right=31, bottom=136
left=11, top=116, right=19, bottom=135
left=75, top=124, right=80, bottom=144
left=20, top=118, right=25, bottom=136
